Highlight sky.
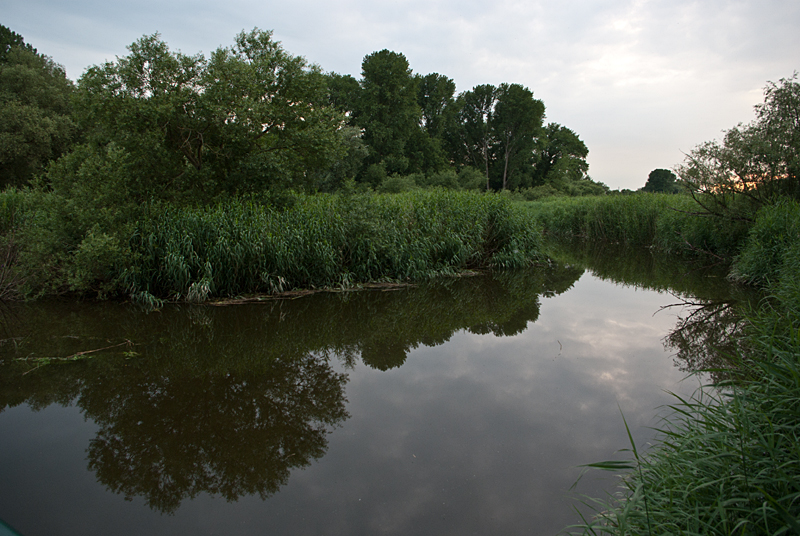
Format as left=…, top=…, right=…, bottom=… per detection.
left=3, top=0, right=799, bottom=190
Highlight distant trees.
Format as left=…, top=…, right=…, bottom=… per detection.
left=642, top=168, right=680, bottom=193
left=325, top=51, right=593, bottom=194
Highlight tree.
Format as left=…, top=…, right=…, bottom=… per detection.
left=678, top=74, right=800, bottom=220
left=642, top=168, right=679, bottom=193
left=449, top=84, right=498, bottom=189
left=531, top=123, right=589, bottom=189
left=325, top=72, right=361, bottom=120
left=492, top=83, right=545, bottom=190
left=416, top=73, right=455, bottom=139
left=0, top=25, right=75, bottom=187
left=64, top=29, right=346, bottom=202
left=356, top=50, right=422, bottom=179
left=0, top=25, right=35, bottom=62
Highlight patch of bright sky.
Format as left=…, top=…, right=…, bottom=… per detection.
left=2, top=0, right=798, bottom=190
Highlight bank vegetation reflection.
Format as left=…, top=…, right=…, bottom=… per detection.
left=0, top=265, right=582, bottom=513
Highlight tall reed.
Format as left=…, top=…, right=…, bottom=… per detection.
left=527, top=194, right=750, bottom=260
left=124, top=190, right=545, bottom=302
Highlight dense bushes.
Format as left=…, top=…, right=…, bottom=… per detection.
left=1, top=188, right=545, bottom=301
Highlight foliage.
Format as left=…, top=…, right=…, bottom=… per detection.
left=124, top=190, right=545, bottom=301
left=528, top=193, right=750, bottom=261
left=356, top=50, right=431, bottom=177
left=0, top=25, right=35, bottom=62
left=531, top=123, right=590, bottom=188
left=731, top=199, right=800, bottom=289
left=641, top=168, right=680, bottom=193
left=67, top=29, right=346, bottom=203
left=678, top=74, right=800, bottom=221
left=0, top=26, right=75, bottom=187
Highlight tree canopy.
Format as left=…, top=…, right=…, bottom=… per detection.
left=642, top=168, right=680, bottom=193
left=678, top=74, right=800, bottom=219
left=3, top=26, right=597, bottom=198
left=0, top=24, right=75, bottom=187
left=57, top=29, right=347, bottom=203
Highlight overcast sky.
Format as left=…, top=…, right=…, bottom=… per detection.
left=3, top=0, right=799, bottom=190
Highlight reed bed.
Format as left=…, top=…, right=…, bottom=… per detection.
left=527, top=194, right=750, bottom=259
left=124, top=190, right=545, bottom=302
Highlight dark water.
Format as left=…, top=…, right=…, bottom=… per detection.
left=0, top=252, right=753, bottom=535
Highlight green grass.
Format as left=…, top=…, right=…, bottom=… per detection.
left=123, top=190, right=546, bottom=302
left=525, top=193, right=751, bottom=260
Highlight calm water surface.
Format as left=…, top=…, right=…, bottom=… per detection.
left=0, top=256, right=749, bottom=535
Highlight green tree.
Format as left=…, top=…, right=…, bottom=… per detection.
left=492, top=83, right=545, bottom=190
left=0, top=25, right=35, bottom=62
left=356, top=50, right=423, bottom=179
left=416, top=72, right=455, bottom=139
left=65, top=29, right=346, bottom=203
left=325, top=72, right=361, bottom=123
left=678, top=74, right=800, bottom=220
left=448, top=84, right=498, bottom=189
left=642, top=168, right=679, bottom=193
left=532, top=123, right=589, bottom=189
left=0, top=25, right=75, bottom=187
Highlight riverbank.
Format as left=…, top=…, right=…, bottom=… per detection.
left=0, top=188, right=545, bottom=303
left=528, top=194, right=800, bottom=535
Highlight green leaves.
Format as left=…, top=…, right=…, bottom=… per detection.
left=0, top=31, right=75, bottom=187
left=71, top=28, right=347, bottom=202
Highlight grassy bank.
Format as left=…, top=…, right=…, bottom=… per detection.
left=538, top=195, right=800, bottom=535
left=525, top=193, right=751, bottom=260
left=1, top=188, right=545, bottom=302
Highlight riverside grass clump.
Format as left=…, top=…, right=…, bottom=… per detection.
left=123, top=190, right=545, bottom=303
left=526, top=193, right=751, bottom=259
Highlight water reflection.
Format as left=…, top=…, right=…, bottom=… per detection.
left=0, top=251, right=761, bottom=534
left=0, top=266, right=582, bottom=515
left=547, top=240, right=761, bottom=378
left=85, top=356, right=348, bottom=514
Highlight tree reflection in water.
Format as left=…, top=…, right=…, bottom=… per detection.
left=0, top=265, right=584, bottom=513
left=83, top=354, right=348, bottom=514
left=662, top=298, right=752, bottom=381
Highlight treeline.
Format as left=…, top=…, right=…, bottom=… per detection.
left=0, top=25, right=605, bottom=203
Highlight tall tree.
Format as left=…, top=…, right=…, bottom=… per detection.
left=416, top=73, right=455, bottom=139
left=63, top=29, right=346, bottom=202
left=356, top=50, right=422, bottom=178
left=532, top=123, right=589, bottom=188
left=325, top=72, right=361, bottom=121
left=642, top=168, right=679, bottom=193
left=492, top=83, right=544, bottom=190
left=450, top=84, right=498, bottom=189
left=0, top=25, right=75, bottom=187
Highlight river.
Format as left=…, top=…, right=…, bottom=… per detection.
left=0, top=248, right=753, bottom=535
